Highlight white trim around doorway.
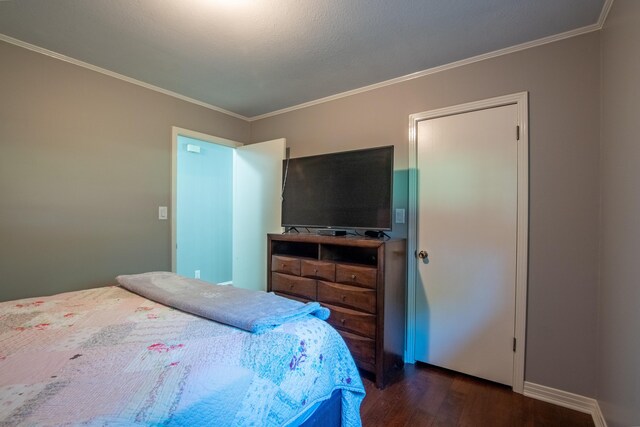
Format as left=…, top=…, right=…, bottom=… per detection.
left=406, top=92, right=529, bottom=394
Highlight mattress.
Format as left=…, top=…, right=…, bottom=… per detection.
left=0, top=285, right=365, bottom=426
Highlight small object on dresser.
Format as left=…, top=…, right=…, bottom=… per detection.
left=364, top=230, right=384, bottom=238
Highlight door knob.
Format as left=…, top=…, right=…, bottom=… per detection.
left=417, top=250, right=428, bottom=259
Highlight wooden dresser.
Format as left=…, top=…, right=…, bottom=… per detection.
left=267, top=233, right=406, bottom=388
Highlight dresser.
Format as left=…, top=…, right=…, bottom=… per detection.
left=267, top=233, right=406, bottom=388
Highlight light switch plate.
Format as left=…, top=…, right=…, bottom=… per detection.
left=395, top=208, right=405, bottom=224
left=158, top=206, right=168, bottom=220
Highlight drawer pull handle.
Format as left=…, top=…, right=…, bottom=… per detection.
left=351, top=274, right=356, bottom=280
left=289, top=284, right=294, bottom=290
left=341, top=295, right=346, bottom=302
left=340, top=318, right=345, bottom=324
left=281, top=264, right=286, bottom=269
left=314, top=269, right=318, bottom=274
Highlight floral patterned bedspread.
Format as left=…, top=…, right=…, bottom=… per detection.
left=0, top=286, right=365, bottom=426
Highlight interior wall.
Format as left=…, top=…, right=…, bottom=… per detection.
left=0, top=40, right=250, bottom=302
left=251, top=33, right=601, bottom=397
left=599, top=1, right=640, bottom=425
left=176, top=135, right=234, bottom=284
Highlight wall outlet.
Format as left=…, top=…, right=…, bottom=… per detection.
left=158, top=206, right=168, bottom=220
left=395, top=208, right=406, bottom=224
left=194, top=270, right=200, bottom=279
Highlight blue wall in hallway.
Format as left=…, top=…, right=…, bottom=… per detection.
left=176, top=135, right=233, bottom=283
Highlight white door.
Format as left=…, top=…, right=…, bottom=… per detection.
left=232, top=139, right=286, bottom=291
left=414, top=104, right=518, bottom=386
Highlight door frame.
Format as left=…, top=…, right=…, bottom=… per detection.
left=170, top=126, right=242, bottom=273
left=406, top=92, right=529, bottom=393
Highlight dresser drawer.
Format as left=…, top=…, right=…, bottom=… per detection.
left=317, top=281, right=376, bottom=314
left=272, top=273, right=316, bottom=300
left=335, top=264, right=377, bottom=289
left=324, top=303, right=376, bottom=339
left=338, top=329, right=375, bottom=368
left=301, top=260, right=335, bottom=281
left=271, top=255, right=301, bottom=276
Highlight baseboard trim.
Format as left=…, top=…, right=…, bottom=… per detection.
left=524, top=382, right=607, bottom=427
left=217, top=281, right=233, bottom=286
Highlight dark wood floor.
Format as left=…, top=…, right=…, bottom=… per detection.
left=360, top=363, right=594, bottom=427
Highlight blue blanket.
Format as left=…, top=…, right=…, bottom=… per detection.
left=116, top=271, right=330, bottom=333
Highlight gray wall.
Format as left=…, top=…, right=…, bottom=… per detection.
left=0, top=40, right=250, bottom=302
left=599, top=1, right=640, bottom=425
left=251, top=33, right=602, bottom=397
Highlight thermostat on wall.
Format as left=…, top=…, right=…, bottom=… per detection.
left=186, top=144, right=201, bottom=153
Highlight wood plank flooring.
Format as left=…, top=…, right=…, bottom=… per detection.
left=360, top=363, right=594, bottom=427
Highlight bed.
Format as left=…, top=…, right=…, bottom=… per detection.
left=0, top=275, right=365, bottom=426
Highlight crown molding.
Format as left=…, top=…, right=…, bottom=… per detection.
left=598, top=0, right=615, bottom=29
left=0, top=33, right=250, bottom=122
left=2, top=0, right=614, bottom=123
left=249, top=21, right=603, bottom=121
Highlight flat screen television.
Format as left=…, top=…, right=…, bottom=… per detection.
left=281, top=145, right=394, bottom=231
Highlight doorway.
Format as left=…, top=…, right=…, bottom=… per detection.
left=175, top=134, right=235, bottom=284
left=407, top=92, right=529, bottom=393
left=171, top=127, right=285, bottom=291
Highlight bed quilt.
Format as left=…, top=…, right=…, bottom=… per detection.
left=0, top=286, right=365, bottom=426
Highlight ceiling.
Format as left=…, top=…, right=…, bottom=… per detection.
left=0, top=0, right=607, bottom=119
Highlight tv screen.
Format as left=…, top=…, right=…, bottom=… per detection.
left=281, top=146, right=394, bottom=231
